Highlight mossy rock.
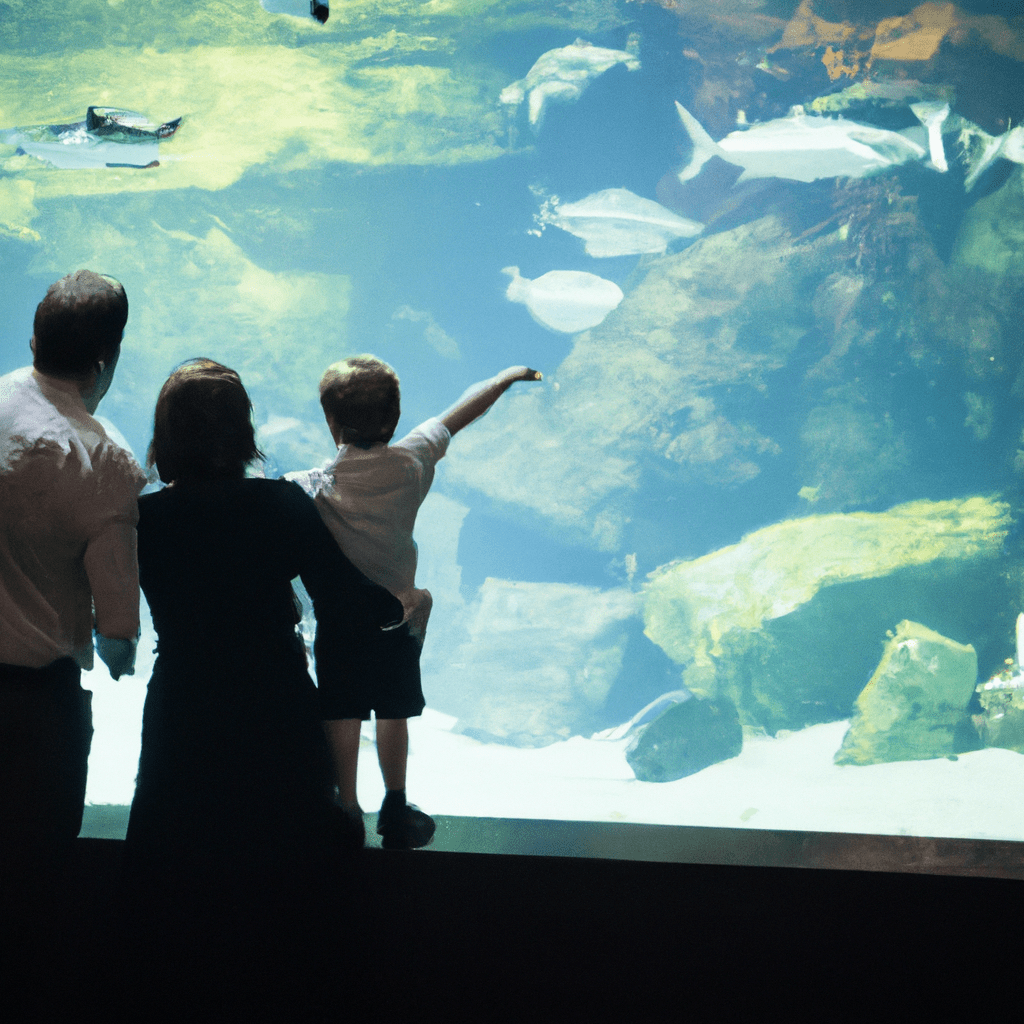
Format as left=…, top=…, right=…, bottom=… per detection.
left=643, top=496, right=1015, bottom=734
left=625, top=696, right=742, bottom=783
left=834, top=621, right=980, bottom=766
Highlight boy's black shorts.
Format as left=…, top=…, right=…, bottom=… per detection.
left=318, top=623, right=425, bottom=721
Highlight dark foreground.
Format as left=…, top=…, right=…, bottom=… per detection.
left=1, top=821, right=1019, bottom=1018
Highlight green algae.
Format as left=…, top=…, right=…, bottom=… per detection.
left=643, top=495, right=1012, bottom=672
left=0, top=0, right=626, bottom=214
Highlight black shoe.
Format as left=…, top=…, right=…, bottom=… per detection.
left=331, top=804, right=365, bottom=851
left=376, top=800, right=435, bottom=850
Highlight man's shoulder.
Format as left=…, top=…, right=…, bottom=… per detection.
left=0, top=367, right=44, bottom=425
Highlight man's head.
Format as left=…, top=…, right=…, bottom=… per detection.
left=319, top=355, right=401, bottom=446
left=32, top=270, right=128, bottom=382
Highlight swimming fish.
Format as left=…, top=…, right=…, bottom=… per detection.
left=675, top=102, right=930, bottom=184
left=502, top=266, right=623, bottom=333
left=0, top=107, right=180, bottom=170
left=538, top=187, right=703, bottom=257
left=500, top=36, right=640, bottom=131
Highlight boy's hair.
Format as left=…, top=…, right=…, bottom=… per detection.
left=33, top=269, right=128, bottom=378
left=319, top=355, right=401, bottom=444
left=148, top=358, right=263, bottom=483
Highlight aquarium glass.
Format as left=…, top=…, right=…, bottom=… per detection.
left=3, top=0, right=1024, bottom=845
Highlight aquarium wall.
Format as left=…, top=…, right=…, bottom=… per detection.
left=3, top=0, right=1024, bottom=844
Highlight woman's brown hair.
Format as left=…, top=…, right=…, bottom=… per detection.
left=148, top=358, right=263, bottom=483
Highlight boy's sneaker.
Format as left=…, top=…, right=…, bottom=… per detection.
left=331, top=804, right=366, bottom=851
left=376, top=797, right=435, bottom=850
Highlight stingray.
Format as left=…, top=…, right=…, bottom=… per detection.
left=1, top=107, right=181, bottom=170
left=675, top=102, right=932, bottom=185
left=538, top=187, right=703, bottom=257
left=502, top=266, right=623, bottom=333
left=500, top=36, right=640, bottom=131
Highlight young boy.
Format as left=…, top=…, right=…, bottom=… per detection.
left=290, top=356, right=541, bottom=849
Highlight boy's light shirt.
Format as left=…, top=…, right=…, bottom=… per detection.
left=286, top=417, right=450, bottom=604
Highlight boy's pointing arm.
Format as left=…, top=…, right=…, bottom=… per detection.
left=439, top=365, right=542, bottom=437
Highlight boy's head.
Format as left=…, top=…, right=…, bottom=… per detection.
left=319, top=355, right=401, bottom=446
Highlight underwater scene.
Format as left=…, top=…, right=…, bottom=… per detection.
left=3, top=0, right=1024, bottom=844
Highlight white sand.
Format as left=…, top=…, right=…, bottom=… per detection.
left=84, top=665, right=1024, bottom=842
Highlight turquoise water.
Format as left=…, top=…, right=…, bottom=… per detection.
left=4, top=1, right=1024, bottom=841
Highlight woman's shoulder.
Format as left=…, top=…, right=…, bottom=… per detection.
left=140, top=476, right=311, bottom=511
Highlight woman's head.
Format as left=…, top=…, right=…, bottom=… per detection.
left=148, top=358, right=262, bottom=483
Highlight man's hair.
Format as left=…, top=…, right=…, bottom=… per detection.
left=148, top=358, right=263, bottom=483
left=32, top=270, right=129, bottom=377
left=319, top=355, right=401, bottom=444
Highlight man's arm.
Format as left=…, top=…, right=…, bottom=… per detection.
left=85, top=520, right=141, bottom=678
left=439, top=366, right=542, bottom=437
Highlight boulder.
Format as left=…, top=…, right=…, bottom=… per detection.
left=643, top=496, right=1015, bottom=734
left=443, top=579, right=639, bottom=747
left=625, top=696, right=742, bottom=783
left=834, top=621, right=980, bottom=766
left=974, top=676, right=1024, bottom=753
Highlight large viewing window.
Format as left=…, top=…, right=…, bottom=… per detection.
left=3, top=0, right=1023, bottom=854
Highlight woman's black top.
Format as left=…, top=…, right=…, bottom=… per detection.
left=123, top=478, right=400, bottom=919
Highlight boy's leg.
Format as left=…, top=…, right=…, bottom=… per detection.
left=323, top=718, right=362, bottom=810
left=375, top=718, right=434, bottom=849
left=374, top=717, right=407, bottom=792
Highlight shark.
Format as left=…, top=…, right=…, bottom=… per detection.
left=1, top=107, right=180, bottom=170
left=675, top=102, right=939, bottom=185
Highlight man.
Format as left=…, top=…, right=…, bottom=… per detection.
left=0, top=270, right=146, bottom=899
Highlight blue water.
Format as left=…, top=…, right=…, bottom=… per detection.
left=4, top=0, right=1024, bottom=835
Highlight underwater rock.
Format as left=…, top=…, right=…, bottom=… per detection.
left=951, top=167, right=1024, bottom=280
left=502, top=266, right=623, bottom=333
left=643, top=496, right=1015, bottom=734
left=441, top=579, right=639, bottom=747
left=592, top=689, right=691, bottom=742
left=500, top=37, right=640, bottom=130
left=0, top=178, right=39, bottom=241
left=625, top=696, right=742, bottom=783
left=834, top=621, right=980, bottom=766
left=972, top=612, right=1024, bottom=754
left=799, top=384, right=911, bottom=511
left=537, top=188, right=703, bottom=257
left=451, top=216, right=843, bottom=550
left=974, top=676, right=1024, bottom=754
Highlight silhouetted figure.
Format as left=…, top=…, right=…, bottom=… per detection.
left=120, top=359, right=400, bottom=973
left=0, top=271, right=144, bottom=929
left=289, top=357, right=540, bottom=849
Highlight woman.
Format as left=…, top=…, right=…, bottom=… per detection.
left=122, top=359, right=401, bottom=941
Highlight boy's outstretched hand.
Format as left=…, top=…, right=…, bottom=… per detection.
left=441, top=365, right=543, bottom=436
